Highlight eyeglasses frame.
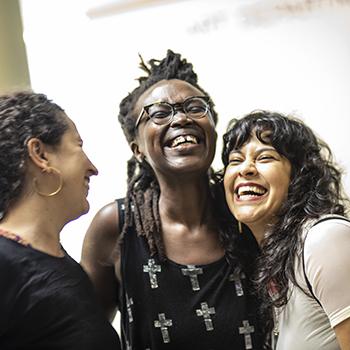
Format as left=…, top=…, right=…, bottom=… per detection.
left=134, top=95, right=212, bottom=130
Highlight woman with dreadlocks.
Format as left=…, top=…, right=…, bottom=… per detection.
left=81, top=50, right=265, bottom=349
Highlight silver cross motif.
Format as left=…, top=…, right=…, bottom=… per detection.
left=229, top=269, right=246, bottom=296
left=154, top=313, right=173, bottom=343
left=239, top=320, right=255, bottom=350
left=181, top=265, right=203, bottom=291
left=143, top=259, right=161, bottom=289
left=126, top=294, right=134, bottom=323
left=126, top=340, right=132, bottom=350
left=196, top=302, right=216, bottom=331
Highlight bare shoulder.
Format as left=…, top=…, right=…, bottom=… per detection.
left=80, top=200, right=123, bottom=319
left=81, top=201, right=121, bottom=269
left=334, top=317, right=350, bottom=350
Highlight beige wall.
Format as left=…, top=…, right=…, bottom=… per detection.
left=0, top=0, right=30, bottom=93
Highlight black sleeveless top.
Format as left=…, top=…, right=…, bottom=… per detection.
left=118, top=199, right=264, bottom=350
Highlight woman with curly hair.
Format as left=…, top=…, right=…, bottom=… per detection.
left=0, top=91, right=121, bottom=349
left=222, top=110, right=350, bottom=349
left=81, top=50, right=266, bottom=349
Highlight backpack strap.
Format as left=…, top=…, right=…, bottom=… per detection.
left=115, top=198, right=126, bottom=232
left=302, top=215, right=350, bottom=306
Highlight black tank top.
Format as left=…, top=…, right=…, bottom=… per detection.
left=118, top=199, right=264, bottom=349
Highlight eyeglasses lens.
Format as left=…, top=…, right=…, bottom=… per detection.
left=147, top=97, right=209, bottom=125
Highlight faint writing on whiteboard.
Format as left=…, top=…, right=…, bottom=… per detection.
left=187, top=10, right=231, bottom=34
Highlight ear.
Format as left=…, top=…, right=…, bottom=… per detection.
left=130, top=140, right=145, bottom=163
left=27, top=138, right=49, bottom=171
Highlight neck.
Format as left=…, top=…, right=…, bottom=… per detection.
left=0, top=196, right=64, bottom=257
left=247, top=223, right=269, bottom=246
left=156, top=172, right=224, bottom=265
left=158, top=173, right=213, bottom=227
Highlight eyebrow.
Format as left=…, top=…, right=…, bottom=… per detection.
left=144, top=95, right=207, bottom=107
left=230, top=146, right=277, bottom=155
left=144, top=100, right=163, bottom=108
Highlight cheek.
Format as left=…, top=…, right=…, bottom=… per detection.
left=223, top=168, right=237, bottom=200
left=271, top=173, right=290, bottom=204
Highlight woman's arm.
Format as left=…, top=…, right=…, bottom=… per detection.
left=335, top=318, right=350, bottom=350
left=81, top=201, right=121, bottom=322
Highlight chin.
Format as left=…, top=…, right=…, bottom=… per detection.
left=68, top=203, right=90, bottom=223
left=171, top=159, right=212, bottom=174
left=82, top=201, right=90, bottom=214
left=233, top=213, right=252, bottom=225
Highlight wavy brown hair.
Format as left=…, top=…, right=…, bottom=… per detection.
left=0, top=91, right=67, bottom=220
left=221, top=110, right=349, bottom=331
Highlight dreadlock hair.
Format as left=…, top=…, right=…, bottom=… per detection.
left=117, top=49, right=233, bottom=261
left=221, top=110, right=349, bottom=333
left=118, top=52, right=273, bottom=348
left=0, top=91, right=67, bottom=220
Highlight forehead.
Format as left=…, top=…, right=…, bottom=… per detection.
left=138, top=79, right=204, bottom=107
left=232, top=134, right=275, bottom=153
left=62, top=116, right=81, bottom=139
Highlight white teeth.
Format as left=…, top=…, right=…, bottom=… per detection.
left=170, top=135, right=198, bottom=148
left=237, top=185, right=266, bottom=197
left=172, top=136, right=185, bottom=147
left=185, top=135, right=198, bottom=143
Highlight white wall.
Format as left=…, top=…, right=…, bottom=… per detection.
left=20, top=0, right=350, bottom=262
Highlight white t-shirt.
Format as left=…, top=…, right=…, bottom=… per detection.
left=276, top=216, right=350, bottom=350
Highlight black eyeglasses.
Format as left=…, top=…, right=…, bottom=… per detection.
left=135, top=95, right=211, bottom=130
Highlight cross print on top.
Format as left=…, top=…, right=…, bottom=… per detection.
left=229, top=269, right=246, bottom=296
left=181, top=265, right=203, bottom=291
left=126, top=293, right=134, bottom=323
left=196, top=302, right=216, bottom=331
left=239, top=320, right=255, bottom=350
left=143, top=259, right=161, bottom=289
left=154, top=313, right=173, bottom=343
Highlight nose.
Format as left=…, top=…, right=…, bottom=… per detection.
left=88, top=158, right=98, bottom=176
left=239, top=159, right=257, bottom=177
left=170, top=110, right=193, bottom=127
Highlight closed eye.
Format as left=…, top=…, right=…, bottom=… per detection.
left=228, top=157, right=243, bottom=165
left=78, top=138, right=83, bottom=147
left=187, top=106, right=206, bottom=113
left=150, top=111, right=170, bottom=119
left=257, top=154, right=277, bottom=162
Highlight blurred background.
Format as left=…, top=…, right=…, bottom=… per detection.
left=2, top=0, right=350, bottom=263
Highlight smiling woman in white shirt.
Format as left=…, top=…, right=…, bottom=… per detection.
left=222, top=110, right=350, bottom=350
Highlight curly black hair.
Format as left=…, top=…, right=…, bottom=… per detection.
left=221, top=110, right=348, bottom=330
left=0, top=91, right=67, bottom=219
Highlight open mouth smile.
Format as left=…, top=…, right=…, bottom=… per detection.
left=235, top=184, right=267, bottom=201
left=169, top=134, right=199, bottom=148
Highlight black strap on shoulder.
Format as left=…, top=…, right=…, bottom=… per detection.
left=302, top=215, right=350, bottom=307
left=115, top=198, right=126, bottom=232
left=311, top=215, right=350, bottom=227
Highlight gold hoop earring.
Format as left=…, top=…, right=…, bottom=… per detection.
left=136, top=154, right=145, bottom=163
left=238, top=221, right=243, bottom=234
left=33, top=166, right=63, bottom=197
